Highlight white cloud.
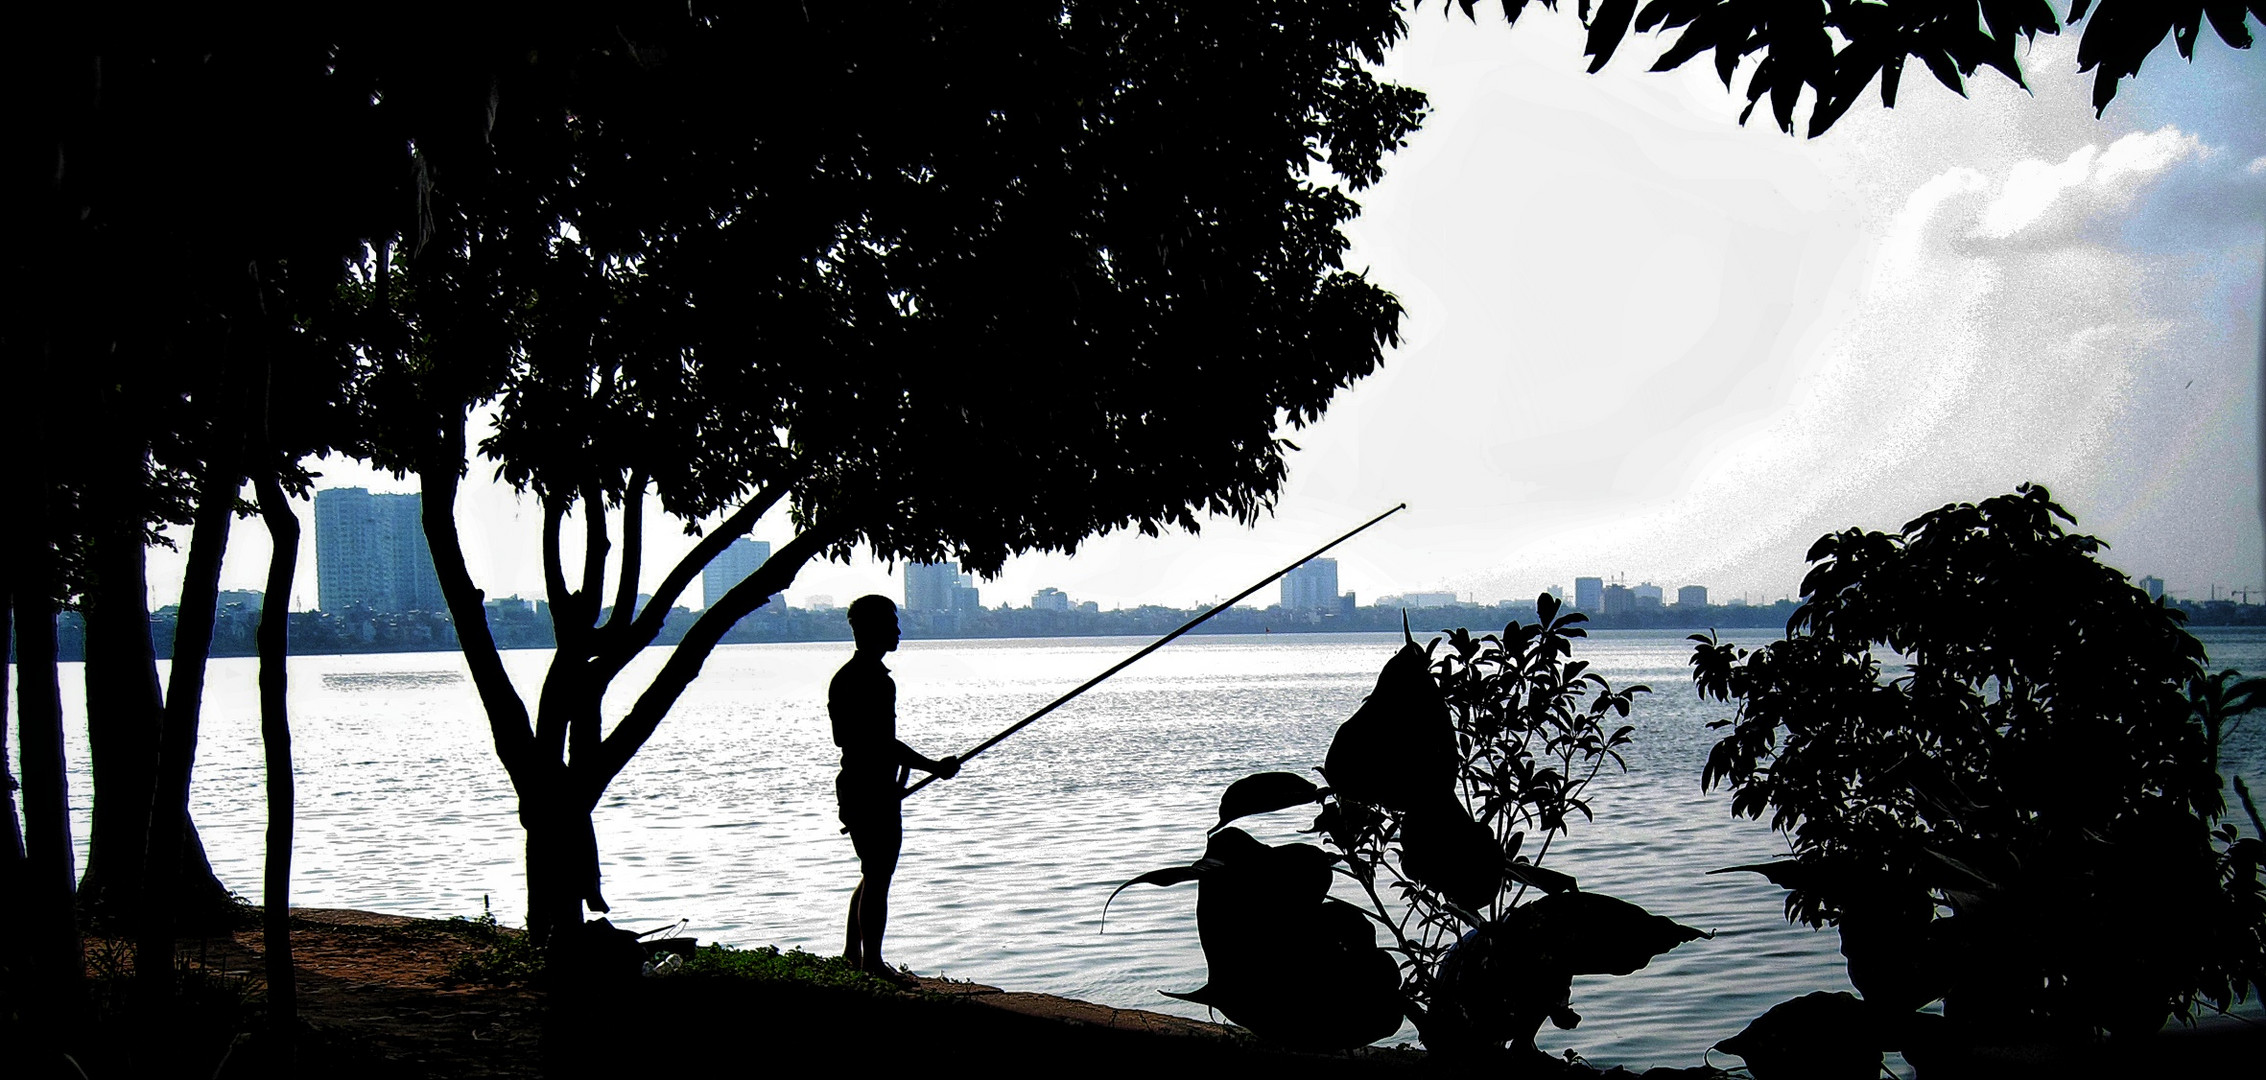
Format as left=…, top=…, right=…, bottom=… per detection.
left=1973, top=126, right=2205, bottom=241
left=2248, top=154, right=2266, bottom=175
left=1978, top=144, right=2100, bottom=238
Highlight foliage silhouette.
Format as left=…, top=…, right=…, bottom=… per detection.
left=1115, top=598, right=1709, bottom=1061
left=1693, top=484, right=2266, bottom=1069
left=1435, top=1, right=2263, bottom=135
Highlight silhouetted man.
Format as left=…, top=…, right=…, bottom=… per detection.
left=833, top=594, right=958, bottom=980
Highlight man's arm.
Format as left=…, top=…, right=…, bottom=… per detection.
left=895, top=741, right=959, bottom=779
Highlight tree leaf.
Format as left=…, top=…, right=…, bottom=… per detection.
left=1715, top=991, right=1885, bottom=1075
left=1211, top=771, right=1326, bottom=834
left=1505, top=858, right=1578, bottom=895
left=1101, top=864, right=1209, bottom=924
left=1519, top=890, right=1711, bottom=975
left=1323, top=640, right=1458, bottom=811
left=1585, top=0, right=1642, bottom=73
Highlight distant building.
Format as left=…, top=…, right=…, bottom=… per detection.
left=1398, top=591, right=1458, bottom=608
left=1032, top=587, right=1071, bottom=611
left=906, top=561, right=982, bottom=612
left=485, top=596, right=534, bottom=617
left=805, top=595, right=837, bottom=612
left=315, top=488, right=445, bottom=613
left=1602, top=583, right=1634, bottom=618
left=215, top=589, right=264, bottom=612
left=2140, top=575, right=2165, bottom=602
left=1282, top=558, right=1340, bottom=612
left=702, top=538, right=777, bottom=610
left=905, top=562, right=960, bottom=611
left=1677, top=585, right=1708, bottom=608
left=1574, top=577, right=1604, bottom=612
left=1633, top=583, right=1664, bottom=610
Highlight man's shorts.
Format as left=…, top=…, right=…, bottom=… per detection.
left=837, top=772, right=903, bottom=875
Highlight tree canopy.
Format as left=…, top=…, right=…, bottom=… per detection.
left=371, top=4, right=1421, bottom=570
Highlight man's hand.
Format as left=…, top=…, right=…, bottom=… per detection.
left=932, top=755, right=961, bottom=780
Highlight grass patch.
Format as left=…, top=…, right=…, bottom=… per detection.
left=440, top=906, right=548, bottom=987
left=682, top=944, right=908, bottom=995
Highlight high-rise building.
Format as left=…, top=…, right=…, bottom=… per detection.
left=1281, top=558, right=1340, bottom=611
left=1678, top=585, right=1709, bottom=608
left=905, top=561, right=979, bottom=611
left=906, top=562, right=953, bottom=611
left=1633, top=583, right=1664, bottom=610
left=1031, top=587, right=1071, bottom=611
left=1602, top=583, right=1634, bottom=618
left=702, top=538, right=777, bottom=610
left=2140, top=575, right=2165, bottom=602
left=1574, top=577, right=1604, bottom=612
left=314, top=487, right=446, bottom=613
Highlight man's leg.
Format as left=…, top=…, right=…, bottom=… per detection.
left=857, top=867, right=894, bottom=972
left=844, top=880, right=865, bottom=967
left=847, top=811, right=904, bottom=975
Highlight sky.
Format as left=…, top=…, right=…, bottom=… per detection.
left=156, top=11, right=2266, bottom=615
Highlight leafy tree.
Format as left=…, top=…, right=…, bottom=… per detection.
left=1692, top=485, right=2266, bottom=1053
left=345, top=2, right=1425, bottom=946
left=1439, top=1, right=2262, bottom=136
left=1113, top=603, right=1707, bottom=1063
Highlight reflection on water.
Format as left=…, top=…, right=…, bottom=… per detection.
left=20, top=628, right=2266, bottom=1070
left=319, top=669, right=467, bottom=692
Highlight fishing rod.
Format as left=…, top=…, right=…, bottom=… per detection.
left=901, top=502, right=1407, bottom=800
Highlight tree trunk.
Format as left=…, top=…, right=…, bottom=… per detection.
left=78, top=461, right=232, bottom=929
left=521, top=782, right=606, bottom=945
left=12, top=454, right=85, bottom=1033
left=255, top=469, right=300, bottom=1065
left=136, top=457, right=240, bottom=998
left=1, top=573, right=24, bottom=906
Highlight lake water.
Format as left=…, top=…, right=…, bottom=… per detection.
left=16, top=627, right=2266, bottom=1070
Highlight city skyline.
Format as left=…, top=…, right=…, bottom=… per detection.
left=147, top=17, right=2262, bottom=618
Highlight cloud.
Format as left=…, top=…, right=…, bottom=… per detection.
left=1478, top=121, right=2243, bottom=597
left=1969, top=126, right=2206, bottom=244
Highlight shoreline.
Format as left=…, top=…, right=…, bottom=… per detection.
left=94, top=907, right=1424, bottom=1078
left=72, top=907, right=2266, bottom=1078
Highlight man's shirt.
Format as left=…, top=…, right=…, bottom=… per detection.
left=830, top=652, right=899, bottom=786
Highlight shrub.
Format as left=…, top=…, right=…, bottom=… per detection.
left=1113, top=600, right=1708, bottom=1061
left=1693, top=484, right=2266, bottom=1043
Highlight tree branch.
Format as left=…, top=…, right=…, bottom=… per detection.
left=585, top=524, right=838, bottom=792
left=535, top=492, right=579, bottom=763
left=420, top=414, right=537, bottom=783
left=600, top=481, right=790, bottom=675
left=579, top=476, right=609, bottom=626
left=605, top=470, right=648, bottom=635
left=542, top=494, right=572, bottom=634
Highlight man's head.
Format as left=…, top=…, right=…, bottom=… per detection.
left=848, top=594, right=901, bottom=654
